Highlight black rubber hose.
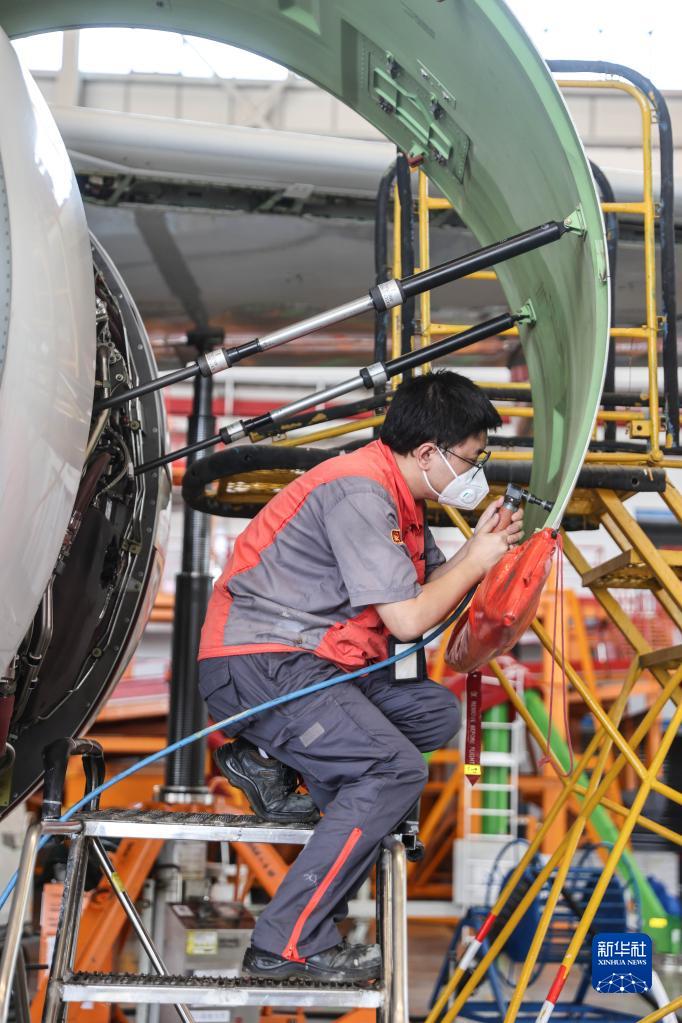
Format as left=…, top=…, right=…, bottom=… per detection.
left=373, top=160, right=397, bottom=366
left=81, top=748, right=106, bottom=814
left=183, top=446, right=666, bottom=519
left=41, top=738, right=105, bottom=821
left=549, top=59, right=679, bottom=446
left=396, top=152, right=416, bottom=361
left=589, top=159, right=619, bottom=444
left=182, top=445, right=334, bottom=515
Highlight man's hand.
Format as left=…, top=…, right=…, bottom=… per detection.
left=465, top=509, right=513, bottom=575
left=473, top=497, right=502, bottom=535
left=377, top=498, right=523, bottom=640
left=465, top=530, right=511, bottom=576
left=375, top=498, right=524, bottom=642
left=473, top=496, right=524, bottom=546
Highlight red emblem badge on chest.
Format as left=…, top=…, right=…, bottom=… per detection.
left=391, top=529, right=403, bottom=544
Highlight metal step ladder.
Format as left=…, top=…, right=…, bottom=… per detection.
left=0, top=743, right=409, bottom=1023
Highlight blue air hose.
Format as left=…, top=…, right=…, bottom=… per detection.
left=0, top=592, right=472, bottom=912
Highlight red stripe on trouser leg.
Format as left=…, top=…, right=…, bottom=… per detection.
left=547, top=965, right=568, bottom=1004
left=282, top=827, right=363, bottom=962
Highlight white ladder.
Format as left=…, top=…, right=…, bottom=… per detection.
left=0, top=753, right=408, bottom=1023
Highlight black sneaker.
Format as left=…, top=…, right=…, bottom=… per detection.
left=242, top=941, right=381, bottom=983
left=214, top=738, right=320, bottom=825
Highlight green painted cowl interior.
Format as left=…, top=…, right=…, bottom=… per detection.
left=0, top=0, right=609, bottom=530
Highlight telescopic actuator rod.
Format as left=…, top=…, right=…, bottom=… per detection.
left=136, top=312, right=518, bottom=475
left=95, top=218, right=568, bottom=413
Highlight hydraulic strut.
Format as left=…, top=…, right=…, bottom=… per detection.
left=95, top=217, right=571, bottom=414
left=136, top=311, right=521, bottom=474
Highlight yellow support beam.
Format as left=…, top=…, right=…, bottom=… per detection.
left=544, top=699, right=682, bottom=1011
left=428, top=666, right=682, bottom=1023
left=562, top=532, right=682, bottom=708
left=597, top=488, right=682, bottom=607
left=502, top=667, right=635, bottom=1023
left=635, top=995, right=682, bottom=1023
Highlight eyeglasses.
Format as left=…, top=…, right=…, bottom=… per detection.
left=441, top=447, right=491, bottom=475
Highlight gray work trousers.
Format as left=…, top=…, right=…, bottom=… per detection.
left=199, top=651, right=461, bottom=959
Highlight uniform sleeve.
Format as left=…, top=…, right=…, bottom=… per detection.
left=325, top=487, right=420, bottom=607
left=424, top=525, right=446, bottom=578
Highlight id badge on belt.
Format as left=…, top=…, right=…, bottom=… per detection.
left=388, top=636, right=427, bottom=683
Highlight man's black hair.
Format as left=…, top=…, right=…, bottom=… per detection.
left=380, top=370, right=502, bottom=454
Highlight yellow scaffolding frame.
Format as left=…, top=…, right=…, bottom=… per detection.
left=393, top=76, right=676, bottom=465
left=427, top=672, right=682, bottom=1023
left=382, top=71, right=682, bottom=1023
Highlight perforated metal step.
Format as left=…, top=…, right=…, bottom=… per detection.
left=60, top=971, right=384, bottom=1009
left=75, top=808, right=315, bottom=844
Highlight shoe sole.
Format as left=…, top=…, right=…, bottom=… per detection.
left=242, top=960, right=379, bottom=984
left=216, top=753, right=320, bottom=825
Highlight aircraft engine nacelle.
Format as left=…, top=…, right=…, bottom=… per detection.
left=0, top=31, right=170, bottom=817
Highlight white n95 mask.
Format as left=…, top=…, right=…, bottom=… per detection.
left=423, top=447, right=489, bottom=510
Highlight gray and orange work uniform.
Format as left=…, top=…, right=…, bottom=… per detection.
left=198, top=438, right=460, bottom=960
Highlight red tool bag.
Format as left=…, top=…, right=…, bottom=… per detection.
left=446, top=527, right=558, bottom=673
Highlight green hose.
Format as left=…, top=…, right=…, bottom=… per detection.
left=482, top=703, right=510, bottom=837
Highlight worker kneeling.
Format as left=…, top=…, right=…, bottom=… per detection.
left=198, top=371, right=522, bottom=983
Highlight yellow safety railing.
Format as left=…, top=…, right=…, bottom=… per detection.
left=392, top=75, right=676, bottom=466
left=273, top=412, right=682, bottom=470
left=559, top=78, right=661, bottom=460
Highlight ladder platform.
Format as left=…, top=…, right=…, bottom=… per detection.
left=581, top=548, right=682, bottom=589
left=60, top=971, right=384, bottom=1009
left=639, top=644, right=682, bottom=670
left=74, top=808, right=315, bottom=844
